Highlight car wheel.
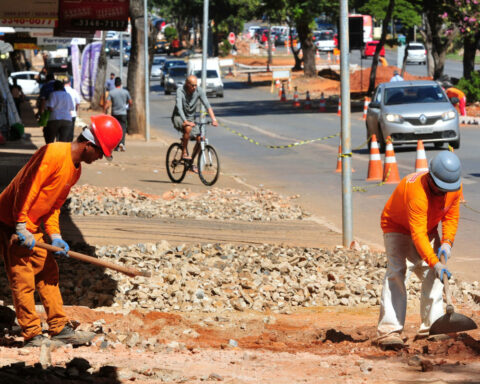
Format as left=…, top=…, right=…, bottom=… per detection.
left=450, top=138, right=460, bottom=149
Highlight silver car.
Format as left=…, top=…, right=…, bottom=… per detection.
left=151, top=56, right=166, bottom=78
left=366, top=80, right=460, bottom=152
left=406, top=42, right=426, bottom=65
left=164, top=65, right=187, bottom=95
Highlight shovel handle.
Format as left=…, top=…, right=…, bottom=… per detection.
left=440, top=252, right=454, bottom=313
left=11, top=235, right=150, bottom=278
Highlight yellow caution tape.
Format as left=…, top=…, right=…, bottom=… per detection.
left=352, top=167, right=391, bottom=192
left=219, top=122, right=339, bottom=149
left=462, top=202, right=480, bottom=214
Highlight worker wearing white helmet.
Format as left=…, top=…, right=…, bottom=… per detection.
left=376, top=151, right=462, bottom=349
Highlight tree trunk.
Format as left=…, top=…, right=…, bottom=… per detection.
left=127, top=0, right=146, bottom=136
left=296, top=21, right=315, bottom=77
left=368, top=0, right=395, bottom=96
left=289, top=25, right=302, bottom=71
left=90, top=34, right=107, bottom=110
left=400, top=29, right=412, bottom=77
left=267, top=23, right=272, bottom=69
left=463, top=33, right=479, bottom=79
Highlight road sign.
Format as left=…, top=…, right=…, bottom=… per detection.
left=228, top=32, right=235, bottom=45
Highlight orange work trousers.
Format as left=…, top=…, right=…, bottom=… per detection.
left=0, top=227, right=68, bottom=340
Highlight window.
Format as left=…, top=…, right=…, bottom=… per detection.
left=384, top=86, right=447, bottom=105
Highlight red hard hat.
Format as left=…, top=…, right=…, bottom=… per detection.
left=90, top=115, right=123, bottom=158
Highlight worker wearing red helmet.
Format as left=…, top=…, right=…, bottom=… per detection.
left=0, top=115, right=122, bottom=348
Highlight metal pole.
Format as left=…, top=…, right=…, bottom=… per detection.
left=119, top=32, right=123, bottom=81
left=144, top=0, right=150, bottom=141
left=200, top=0, right=209, bottom=121
left=339, top=0, right=353, bottom=247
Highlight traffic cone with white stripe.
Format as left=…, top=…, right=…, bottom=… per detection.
left=316, top=50, right=320, bottom=60
left=275, top=79, right=281, bottom=90
left=318, top=92, right=326, bottom=112
left=337, top=98, right=341, bottom=116
left=327, top=52, right=331, bottom=63
left=415, top=140, right=428, bottom=172
left=304, top=91, right=311, bottom=110
left=362, top=97, right=370, bottom=120
left=383, top=137, right=401, bottom=184
left=366, top=134, right=383, bottom=181
left=280, top=83, right=287, bottom=102
left=293, top=87, right=300, bottom=107
left=335, top=144, right=343, bottom=173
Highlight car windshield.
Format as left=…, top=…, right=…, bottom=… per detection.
left=166, top=61, right=184, bottom=69
left=153, top=57, right=164, bottom=64
left=194, top=70, right=218, bottom=79
left=316, top=31, right=334, bottom=40
left=169, top=67, right=187, bottom=77
left=384, top=85, right=448, bottom=105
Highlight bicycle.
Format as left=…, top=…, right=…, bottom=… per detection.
left=166, top=119, right=220, bottom=186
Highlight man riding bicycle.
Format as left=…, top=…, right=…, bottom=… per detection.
left=171, top=75, right=218, bottom=162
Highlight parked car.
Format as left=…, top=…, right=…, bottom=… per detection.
left=151, top=56, right=167, bottom=78
left=160, top=59, right=185, bottom=85
left=406, top=42, right=427, bottom=65
left=313, top=30, right=336, bottom=52
left=164, top=65, right=188, bottom=95
left=366, top=80, right=460, bottom=152
left=8, top=71, right=40, bottom=95
left=105, top=39, right=129, bottom=58
left=362, top=40, right=385, bottom=58
left=122, top=46, right=131, bottom=66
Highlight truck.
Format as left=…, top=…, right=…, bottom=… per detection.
left=187, top=56, right=224, bottom=98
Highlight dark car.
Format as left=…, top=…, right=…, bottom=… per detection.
left=122, top=46, right=131, bottom=66
left=155, top=39, right=169, bottom=54
left=106, top=39, right=129, bottom=58
left=160, top=59, right=186, bottom=85
left=46, top=56, right=70, bottom=73
left=164, top=65, right=188, bottom=95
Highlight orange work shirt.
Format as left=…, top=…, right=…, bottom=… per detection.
left=446, top=87, right=465, bottom=100
left=0, top=142, right=81, bottom=235
left=381, top=172, right=461, bottom=267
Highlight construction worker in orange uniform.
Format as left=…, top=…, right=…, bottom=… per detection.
left=375, top=151, right=462, bottom=349
left=0, top=115, right=122, bottom=348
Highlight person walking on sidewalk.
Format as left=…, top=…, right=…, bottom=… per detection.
left=171, top=75, right=218, bottom=161
left=0, top=115, right=122, bottom=348
left=375, top=151, right=462, bottom=349
left=44, top=80, right=74, bottom=144
left=104, top=77, right=132, bottom=151
left=63, top=77, right=81, bottom=142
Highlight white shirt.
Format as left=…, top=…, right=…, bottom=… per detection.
left=46, top=90, right=74, bottom=121
left=65, top=85, right=81, bottom=118
left=390, top=74, right=404, bottom=82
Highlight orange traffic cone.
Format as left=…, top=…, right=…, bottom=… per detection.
left=337, top=98, right=341, bottom=116
left=275, top=79, right=281, bottom=89
left=335, top=145, right=343, bottom=173
left=319, top=92, right=326, bottom=112
left=366, top=134, right=383, bottom=181
left=316, top=50, right=320, bottom=60
left=327, top=52, right=331, bottom=63
left=304, top=91, right=311, bottom=110
left=362, top=97, right=370, bottom=120
left=383, top=137, right=401, bottom=184
left=293, top=87, right=300, bottom=107
left=280, top=83, right=287, bottom=102
left=415, top=140, right=428, bottom=172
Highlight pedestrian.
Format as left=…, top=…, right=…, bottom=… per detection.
left=390, top=70, right=404, bottom=82
left=103, top=77, right=132, bottom=151
left=10, top=78, right=24, bottom=118
left=375, top=151, right=462, bottom=349
left=63, top=77, right=81, bottom=142
left=37, top=72, right=55, bottom=120
left=44, top=80, right=74, bottom=144
left=105, top=72, right=116, bottom=92
left=36, top=67, right=48, bottom=85
left=0, top=115, right=123, bottom=347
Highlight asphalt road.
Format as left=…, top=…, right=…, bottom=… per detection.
left=110, top=56, right=480, bottom=282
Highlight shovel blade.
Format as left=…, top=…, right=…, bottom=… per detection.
left=429, top=312, right=478, bottom=335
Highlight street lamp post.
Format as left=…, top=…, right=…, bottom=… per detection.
left=144, top=0, right=150, bottom=141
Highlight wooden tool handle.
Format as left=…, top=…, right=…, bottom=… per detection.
left=12, top=235, right=150, bottom=278
left=440, top=252, right=453, bottom=313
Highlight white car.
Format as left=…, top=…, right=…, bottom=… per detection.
left=8, top=71, right=40, bottom=95
left=314, top=30, right=336, bottom=52
left=406, top=42, right=427, bottom=65
left=248, top=25, right=260, bottom=39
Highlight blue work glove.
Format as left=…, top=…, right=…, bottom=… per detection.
left=434, top=262, right=452, bottom=281
left=51, top=234, right=70, bottom=257
left=15, top=222, right=35, bottom=250
left=437, top=243, right=452, bottom=263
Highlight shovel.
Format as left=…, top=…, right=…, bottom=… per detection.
left=429, top=253, right=477, bottom=335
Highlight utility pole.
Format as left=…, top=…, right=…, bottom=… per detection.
left=339, top=0, right=353, bottom=247
left=144, top=0, right=150, bottom=141
left=200, top=0, right=209, bottom=122
left=119, top=32, right=123, bottom=81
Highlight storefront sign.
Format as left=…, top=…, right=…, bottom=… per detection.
left=14, top=43, right=38, bottom=50
left=0, top=0, right=58, bottom=28
left=37, top=37, right=86, bottom=46
left=58, top=0, right=129, bottom=32
left=80, top=41, right=102, bottom=101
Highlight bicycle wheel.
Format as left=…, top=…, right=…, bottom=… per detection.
left=166, top=143, right=187, bottom=183
left=198, top=144, right=220, bottom=186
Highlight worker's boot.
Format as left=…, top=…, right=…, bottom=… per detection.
left=51, top=323, right=96, bottom=346
left=23, top=334, right=49, bottom=348
left=375, top=333, right=404, bottom=350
